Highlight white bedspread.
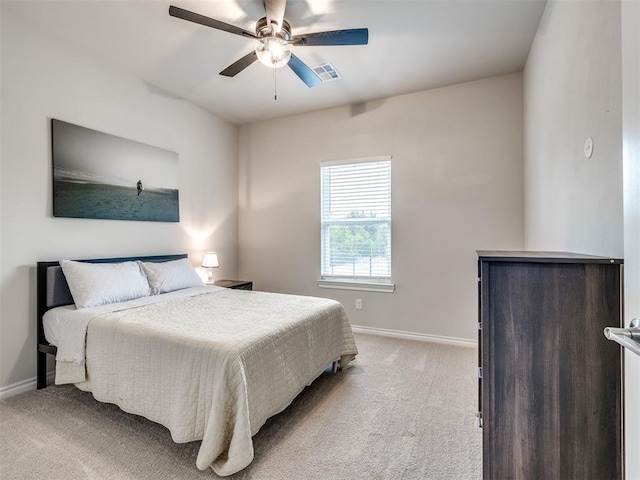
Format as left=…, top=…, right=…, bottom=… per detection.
left=44, top=288, right=358, bottom=476
left=44, top=286, right=223, bottom=382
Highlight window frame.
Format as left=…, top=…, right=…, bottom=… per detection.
left=318, top=156, right=395, bottom=293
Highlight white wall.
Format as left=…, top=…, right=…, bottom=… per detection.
left=621, top=1, right=640, bottom=477
left=0, top=5, right=4, bottom=392
left=0, top=11, right=239, bottom=389
left=523, top=0, right=623, bottom=257
left=239, top=73, right=524, bottom=341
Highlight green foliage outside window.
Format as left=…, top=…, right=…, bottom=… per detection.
left=329, top=211, right=389, bottom=269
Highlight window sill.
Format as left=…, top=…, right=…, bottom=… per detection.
left=317, top=279, right=395, bottom=293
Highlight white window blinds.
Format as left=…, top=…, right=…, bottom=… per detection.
left=321, top=157, right=392, bottom=281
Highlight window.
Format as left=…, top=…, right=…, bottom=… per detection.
left=320, top=156, right=392, bottom=291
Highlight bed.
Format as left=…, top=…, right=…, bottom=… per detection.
left=36, top=254, right=358, bottom=476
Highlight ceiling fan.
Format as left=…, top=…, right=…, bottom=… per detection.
left=168, top=1, right=368, bottom=88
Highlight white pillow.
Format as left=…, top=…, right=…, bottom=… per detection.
left=59, top=260, right=151, bottom=309
left=138, top=258, right=203, bottom=295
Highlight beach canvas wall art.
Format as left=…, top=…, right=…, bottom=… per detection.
left=52, top=119, right=180, bottom=222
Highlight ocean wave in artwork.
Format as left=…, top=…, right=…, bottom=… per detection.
left=53, top=167, right=130, bottom=187
left=53, top=179, right=179, bottom=222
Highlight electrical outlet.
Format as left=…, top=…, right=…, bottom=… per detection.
left=356, top=298, right=363, bottom=310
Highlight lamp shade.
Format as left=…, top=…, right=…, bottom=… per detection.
left=202, top=252, right=219, bottom=268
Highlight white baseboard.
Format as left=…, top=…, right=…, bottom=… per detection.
left=351, top=325, right=477, bottom=348
left=0, top=372, right=55, bottom=400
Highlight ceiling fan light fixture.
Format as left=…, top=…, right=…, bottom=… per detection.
left=255, top=36, right=292, bottom=68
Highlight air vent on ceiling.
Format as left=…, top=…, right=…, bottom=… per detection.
left=312, top=63, right=342, bottom=82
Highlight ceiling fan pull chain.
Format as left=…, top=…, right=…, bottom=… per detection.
left=274, top=68, right=278, bottom=101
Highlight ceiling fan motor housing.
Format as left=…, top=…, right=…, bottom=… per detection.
left=256, top=17, right=291, bottom=41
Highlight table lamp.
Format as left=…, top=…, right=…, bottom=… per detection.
left=202, top=251, right=219, bottom=284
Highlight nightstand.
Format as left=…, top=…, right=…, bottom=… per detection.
left=212, top=280, right=253, bottom=290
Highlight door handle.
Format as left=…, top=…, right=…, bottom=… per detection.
left=604, top=318, right=640, bottom=356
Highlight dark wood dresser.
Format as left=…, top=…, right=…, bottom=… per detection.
left=477, top=251, right=623, bottom=480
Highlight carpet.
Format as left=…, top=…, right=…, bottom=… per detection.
left=0, top=332, right=481, bottom=479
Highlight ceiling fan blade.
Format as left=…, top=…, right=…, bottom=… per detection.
left=287, top=54, right=322, bottom=88
left=291, top=28, right=369, bottom=46
left=169, top=5, right=256, bottom=39
left=264, top=0, right=287, bottom=33
left=219, top=51, right=259, bottom=77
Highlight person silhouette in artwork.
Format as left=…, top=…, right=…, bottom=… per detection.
left=137, top=179, right=143, bottom=196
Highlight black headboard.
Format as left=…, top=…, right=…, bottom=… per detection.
left=36, top=253, right=187, bottom=388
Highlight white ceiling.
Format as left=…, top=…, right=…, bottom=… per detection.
left=3, top=0, right=547, bottom=125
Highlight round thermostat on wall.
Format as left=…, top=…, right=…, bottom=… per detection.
left=584, top=137, right=594, bottom=158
